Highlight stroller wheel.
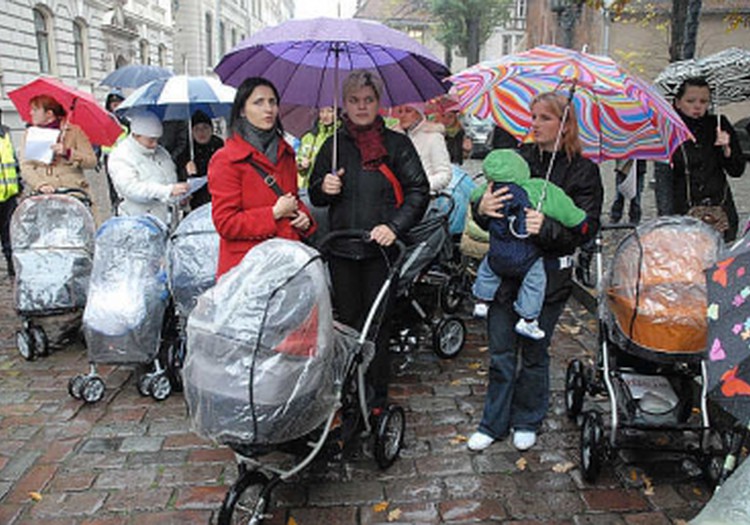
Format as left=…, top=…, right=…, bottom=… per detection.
left=29, top=326, right=49, bottom=357
left=150, top=373, right=172, bottom=401
left=217, top=470, right=271, bottom=525
left=68, top=374, right=86, bottom=400
left=580, top=411, right=605, bottom=483
left=137, top=374, right=154, bottom=397
left=16, top=330, right=36, bottom=361
left=432, top=317, right=466, bottom=359
left=565, top=359, right=586, bottom=419
left=439, top=275, right=465, bottom=314
left=81, top=377, right=105, bottom=404
left=374, top=404, right=406, bottom=469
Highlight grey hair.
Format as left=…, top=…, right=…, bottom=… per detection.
left=342, top=70, right=383, bottom=101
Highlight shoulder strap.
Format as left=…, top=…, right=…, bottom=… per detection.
left=378, top=163, right=404, bottom=208
left=247, top=157, right=285, bottom=197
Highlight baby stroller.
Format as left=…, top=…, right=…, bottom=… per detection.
left=391, top=193, right=467, bottom=359
left=163, top=203, right=219, bottom=390
left=564, top=217, right=727, bottom=483
left=183, top=234, right=407, bottom=525
left=69, top=215, right=172, bottom=403
left=11, top=190, right=95, bottom=360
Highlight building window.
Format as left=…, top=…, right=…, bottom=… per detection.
left=140, top=40, right=149, bottom=64
left=407, top=28, right=424, bottom=44
left=73, top=19, right=87, bottom=78
left=33, top=7, right=51, bottom=74
left=502, top=34, right=513, bottom=55
left=159, top=44, right=167, bottom=67
left=517, top=0, right=527, bottom=19
left=205, top=12, right=213, bottom=66
left=219, top=21, right=226, bottom=56
left=231, top=28, right=237, bottom=48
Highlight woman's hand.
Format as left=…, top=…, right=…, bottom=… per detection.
left=321, top=168, right=344, bottom=195
left=50, top=143, right=66, bottom=156
left=290, top=211, right=311, bottom=231
left=272, top=193, right=299, bottom=219
left=370, top=224, right=396, bottom=246
left=478, top=184, right=512, bottom=218
left=716, top=126, right=732, bottom=157
left=37, top=184, right=55, bottom=194
left=525, top=207, right=545, bottom=235
left=171, top=182, right=190, bottom=197
left=185, top=160, right=197, bottom=176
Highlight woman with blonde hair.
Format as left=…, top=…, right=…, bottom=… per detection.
left=467, top=91, right=603, bottom=452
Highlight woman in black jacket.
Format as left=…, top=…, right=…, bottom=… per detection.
left=309, top=70, right=429, bottom=409
left=467, top=92, right=603, bottom=452
left=669, top=77, right=745, bottom=241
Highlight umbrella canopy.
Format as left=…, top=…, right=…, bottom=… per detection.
left=706, top=232, right=750, bottom=424
left=8, top=77, right=123, bottom=147
left=654, top=47, right=750, bottom=107
left=100, top=64, right=174, bottom=89
left=447, top=45, right=694, bottom=163
left=214, top=17, right=450, bottom=109
left=116, top=75, right=236, bottom=122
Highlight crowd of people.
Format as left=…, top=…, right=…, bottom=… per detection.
left=1, top=68, right=747, bottom=455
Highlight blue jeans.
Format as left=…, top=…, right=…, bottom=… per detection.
left=472, top=256, right=545, bottom=320
left=477, top=281, right=569, bottom=438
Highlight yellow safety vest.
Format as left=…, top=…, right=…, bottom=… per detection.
left=0, top=133, right=19, bottom=202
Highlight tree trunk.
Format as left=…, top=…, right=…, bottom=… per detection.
left=669, top=0, right=690, bottom=61
left=444, top=46, right=453, bottom=71
left=682, top=0, right=703, bottom=59
left=467, top=16, right=480, bottom=66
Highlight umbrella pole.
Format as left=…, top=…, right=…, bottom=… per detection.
left=332, top=46, right=340, bottom=177
left=189, top=119, right=194, bottom=161
left=537, top=89, right=574, bottom=212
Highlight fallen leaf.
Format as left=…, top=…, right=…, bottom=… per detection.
left=468, top=362, right=482, bottom=370
left=568, top=326, right=581, bottom=335
left=630, top=469, right=638, bottom=481
left=287, top=518, right=298, bottom=525
left=642, top=474, right=654, bottom=496
left=478, top=346, right=488, bottom=353
left=674, top=520, right=688, bottom=525
left=28, top=492, right=42, bottom=502
left=450, top=379, right=462, bottom=386
left=477, top=370, right=488, bottom=376
left=372, top=501, right=389, bottom=513
left=450, top=435, right=468, bottom=445
left=387, top=508, right=402, bottom=522
left=552, top=461, right=575, bottom=473
left=693, top=487, right=703, bottom=496
left=516, top=457, right=527, bottom=470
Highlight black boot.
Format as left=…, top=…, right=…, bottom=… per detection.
left=4, top=252, right=13, bottom=278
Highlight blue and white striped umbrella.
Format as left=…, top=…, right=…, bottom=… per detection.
left=116, top=75, right=236, bottom=121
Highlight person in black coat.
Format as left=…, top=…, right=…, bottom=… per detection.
left=176, top=111, right=224, bottom=211
left=668, top=77, right=745, bottom=241
left=309, top=70, right=429, bottom=409
left=467, top=92, right=603, bottom=453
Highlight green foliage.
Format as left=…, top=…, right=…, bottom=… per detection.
left=428, top=0, right=511, bottom=64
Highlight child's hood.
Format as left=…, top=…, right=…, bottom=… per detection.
left=482, top=149, right=530, bottom=185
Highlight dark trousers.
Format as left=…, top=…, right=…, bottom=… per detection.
left=654, top=162, right=674, bottom=216
left=328, top=254, right=395, bottom=405
left=0, top=196, right=17, bottom=269
left=610, top=160, right=645, bottom=224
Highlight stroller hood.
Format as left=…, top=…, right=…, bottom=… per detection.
left=183, top=238, right=343, bottom=446
left=603, top=216, right=722, bottom=361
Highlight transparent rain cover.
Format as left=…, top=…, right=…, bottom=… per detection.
left=184, top=238, right=367, bottom=446
left=83, top=215, right=169, bottom=364
left=603, top=216, right=722, bottom=358
left=11, top=195, right=95, bottom=314
left=167, top=204, right=219, bottom=318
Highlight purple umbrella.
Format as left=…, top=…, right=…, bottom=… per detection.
left=215, top=17, right=450, bottom=109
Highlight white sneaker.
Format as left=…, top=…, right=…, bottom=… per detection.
left=473, top=302, right=489, bottom=319
left=512, top=430, right=536, bottom=451
left=515, top=318, right=545, bottom=340
left=467, top=431, right=494, bottom=451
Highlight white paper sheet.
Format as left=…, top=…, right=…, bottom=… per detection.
left=187, top=176, right=207, bottom=196
left=24, top=127, right=60, bottom=164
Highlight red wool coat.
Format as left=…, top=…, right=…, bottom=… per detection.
left=209, top=134, right=314, bottom=277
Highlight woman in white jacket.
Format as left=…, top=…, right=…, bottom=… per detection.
left=394, top=103, right=452, bottom=193
left=108, top=110, right=189, bottom=223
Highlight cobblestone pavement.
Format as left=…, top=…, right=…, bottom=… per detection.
left=0, top=160, right=748, bottom=525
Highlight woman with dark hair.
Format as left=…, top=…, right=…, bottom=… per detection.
left=308, top=70, right=429, bottom=409
left=668, top=77, right=745, bottom=241
left=209, top=77, right=314, bottom=278
left=467, top=91, right=603, bottom=452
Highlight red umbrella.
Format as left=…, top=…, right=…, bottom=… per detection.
left=8, top=77, right=123, bottom=146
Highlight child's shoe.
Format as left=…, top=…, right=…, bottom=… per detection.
left=473, top=302, right=489, bottom=319
left=515, top=318, right=545, bottom=340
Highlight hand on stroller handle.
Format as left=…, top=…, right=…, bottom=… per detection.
left=318, top=229, right=406, bottom=269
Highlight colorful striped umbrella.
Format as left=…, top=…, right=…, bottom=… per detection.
left=448, top=45, right=693, bottom=163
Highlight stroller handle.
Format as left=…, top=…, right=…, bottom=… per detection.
left=601, top=222, right=638, bottom=232
left=317, top=228, right=407, bottom=271
left=31, top=187, right=93, bottom=208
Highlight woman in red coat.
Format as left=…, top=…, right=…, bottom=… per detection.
left=209, top=77, right=314, bottom=277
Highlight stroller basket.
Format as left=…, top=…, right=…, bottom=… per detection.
left=167, top=203, right=219, bottom=318
left=602, top=216, right=722, bottom=363
left=183, top=239, right=369, bottom=446
left=11, top=194, right=95, bottom=314
left=83, top=215, right=169, bottom=364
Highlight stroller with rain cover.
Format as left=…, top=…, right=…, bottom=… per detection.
left=11, top=190, right=95, bottom=360
left=69, top=215, right=172, bottom=403
left=162, top=203, right=219, bottom=391
left=391, top=193, right=467, bottom=359
left=564, top=216, right=728, bottom=483
left=183, top=233, right=408, bottom=525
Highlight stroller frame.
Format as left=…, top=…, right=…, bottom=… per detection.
left=565, top=223, right=729, bottom=485
left=217, top=231, right=409, bottom=525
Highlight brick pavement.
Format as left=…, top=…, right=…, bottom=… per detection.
left=3, top=161, right=749, bottom=524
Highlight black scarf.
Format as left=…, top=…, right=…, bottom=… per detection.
left=234, top=118, right=280, bottom=164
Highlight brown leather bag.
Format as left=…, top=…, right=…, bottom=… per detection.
left=687, top=205, right=729, bottom=233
